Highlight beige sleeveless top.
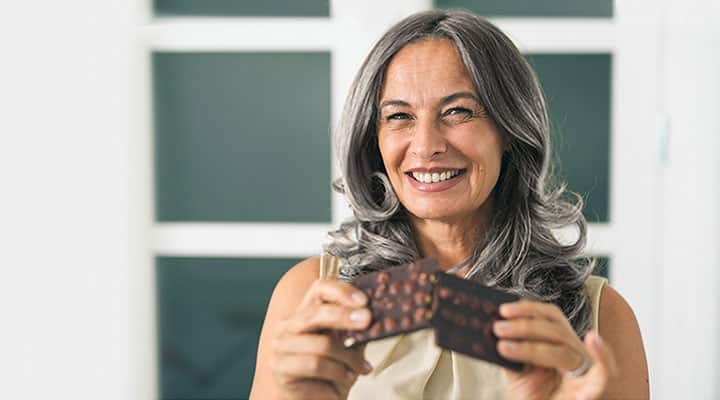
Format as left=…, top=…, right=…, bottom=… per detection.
left=319, top=254, right=607, bottom=400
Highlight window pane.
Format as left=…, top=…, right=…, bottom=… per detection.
left=153, top=52, right=332, bottom=222
left=593, top=256, right=610, bottom=280
left=527, top=54, right=612, bottom=223
left=154, top=0, right=330, bottom=17
left=434, top=0, right=612, bottom=17
left=156, top=257, right=299, bottom=399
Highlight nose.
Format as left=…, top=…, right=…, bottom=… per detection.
left=409, top=117, right=447, bottom=160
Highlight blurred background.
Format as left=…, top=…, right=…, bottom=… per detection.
left=1, top=0, right=718, bottom=399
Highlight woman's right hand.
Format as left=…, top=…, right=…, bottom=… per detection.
left=270, top=279, right=374, bottom=400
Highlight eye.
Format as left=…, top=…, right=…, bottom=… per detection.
left=442, top=106, right=481, bottom=124
left=386, top=112, right=412, bottom=121
left=444, top=107, right=473, bottom=117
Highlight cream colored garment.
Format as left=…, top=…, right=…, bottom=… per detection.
left=319, top=254, right=607, bottom=400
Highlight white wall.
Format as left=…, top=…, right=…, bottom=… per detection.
left=654, top=0, right=720, bottom=398
left=0, top=1, right=154, bottom=399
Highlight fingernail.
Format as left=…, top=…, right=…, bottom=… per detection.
left=351, top=292, right=366, bottom=305
left=499, top=302, right=516, bottom=314
left=361, top=360, right=373, bottom=374
left=593, top=332, right=604, bottom=346
left=501, top=340, right=518, bottom=352
left=350, top=309, right=369, bottom=322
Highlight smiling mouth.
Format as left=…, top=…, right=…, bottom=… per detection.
left=406, top=169, right=467, bottom=184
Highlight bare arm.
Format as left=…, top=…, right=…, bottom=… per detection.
left=599, top=285, right=650, bottom=399
left=249, top=257, right=372, bottom=400
left=250, top=257, right=320, bottom=400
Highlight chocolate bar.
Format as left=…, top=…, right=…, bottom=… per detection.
left=332, top=258, right=438, bottom=347
left=430, top=273, right=523, bottom=371
left=332, top=258, right=523, bottom=371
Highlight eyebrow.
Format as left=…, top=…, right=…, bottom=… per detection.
left=379, top=91, right=481, bottom=109
left=441, top=91, right=481, bottom=105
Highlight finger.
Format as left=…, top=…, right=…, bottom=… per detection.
left=497, top=339, right=586, bottom=372
left=273, top=333, right=372, bottom=375
left=280, top=378, right=340, bottom=400
left=566, top=332, right=618, bottom=400
left=583, top=331, right=619, bottom=382
left=283, top=303, right=371, bottom=334
left=272, top=353, right=357, bottom=391
left=589, top=331, right=618, bottom=377
left=492, top=318, right=570, bottom=344
left=301, top=279, right=367, bottom=308
left=499, top=300, right=568, bottom=324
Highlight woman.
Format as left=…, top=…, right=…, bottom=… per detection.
left=250, top=10, right=648, bottom=400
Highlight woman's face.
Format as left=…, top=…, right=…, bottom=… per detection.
left=377, top=38, right=505, bottom=223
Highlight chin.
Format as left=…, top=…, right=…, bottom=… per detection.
left=404, top=205, right=463, bottom=221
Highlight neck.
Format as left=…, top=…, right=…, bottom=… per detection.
left=410, top=205, right=491, bottom=272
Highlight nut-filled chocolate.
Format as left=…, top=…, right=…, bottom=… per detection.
left=331, top=258, right=523, bottom=371
left=430, top=272, right=523, bottom=371
left=331, top=258, right=438, bottom=347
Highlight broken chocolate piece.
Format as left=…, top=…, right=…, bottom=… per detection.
left=430, top=273, right=523, bottom=371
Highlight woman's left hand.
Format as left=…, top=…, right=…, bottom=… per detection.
left=494, top=300, right=618, bottom=400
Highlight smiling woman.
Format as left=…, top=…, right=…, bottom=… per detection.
left=377, top=39, right=504, bottom=232
left=250, top=9, right=648, bottom=400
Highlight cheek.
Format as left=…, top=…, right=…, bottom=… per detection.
left=378, top=135, right=405, bottom=175
left=465, top=139, right=504, bottom=185
left=483, top=152, right=504, bottom=184
left=483, top=147, right=503, bottom=173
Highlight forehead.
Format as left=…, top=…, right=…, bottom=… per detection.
left=380, top=38, right=476, bottom=102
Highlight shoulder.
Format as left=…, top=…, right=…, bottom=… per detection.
left=261, top=256, right=322, bottom=332
left=262, top=256, right=322, bottom=330
left=271, top=257, right=321, bottom=311
left=598, top=285, right=641, bottom=339
left=597, top=285, right=650, bottom=399
left=283, top=256, right=321, bottom=283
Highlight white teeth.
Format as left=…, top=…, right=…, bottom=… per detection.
left=411, top=169, right=461, bottom=183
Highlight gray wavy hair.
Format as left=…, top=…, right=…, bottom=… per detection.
left=324, top=10, right=594, bottom=336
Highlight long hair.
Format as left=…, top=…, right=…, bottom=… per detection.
left=324, top=10, right=594, bottom=336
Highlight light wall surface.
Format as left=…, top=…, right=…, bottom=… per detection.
left=1, top=0, right=719, bottom=399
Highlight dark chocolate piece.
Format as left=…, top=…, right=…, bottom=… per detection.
left=430, top=273, right=523, bottom=372
left=334, top=258, right=438, bottom=347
